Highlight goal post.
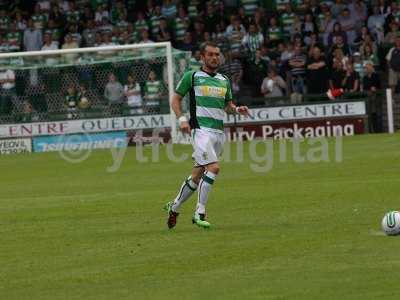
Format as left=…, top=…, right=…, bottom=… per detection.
left=0, top=42, right=190, bottom=143
left=385, top=88, right=395, bottom=134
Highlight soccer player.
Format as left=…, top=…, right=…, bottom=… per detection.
left=164, top=42, right=249, bottom=229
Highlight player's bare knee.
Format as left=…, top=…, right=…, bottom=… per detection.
left=207, top=163, right=220, bottom=174
left=191, top=167, right=204, bottom=184
left=192, top=175, right=201, bottom=184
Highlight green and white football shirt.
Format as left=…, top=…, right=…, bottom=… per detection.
left=32, top=14, right=48, bottom=30
left=189, top=58, right=202, bottom=71
left=144, top=80, right=162, bottom=106
left=268, top=27, right=283, bottom=41
left=66, top=10, right=80, bottom=24
left=240, top=0, right=259, bottom=16
left=6, top=32, right=21, bottom=45
left=90, top=0, right=107, bottom=9
left=173, top=16, right=189, bottom=42
left=280, top=12, right=295, bottom=35
left=150, top=15, right=161, bottom=36
left=187, top=2, right=199, bottom=19
left=175, top=70, right=233, bottom=132
left=0, top=16, right=10, bottom=31
left=276, top=0, right=290, bottom=10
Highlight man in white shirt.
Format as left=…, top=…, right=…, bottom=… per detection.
left=368, top=6, right=385, bottom=44
left=42, top=33, right=59, bottom=65
left=139, top=29, right=154, bottom=44
left=124, top=74, right=143, bottom=115
left=0, top=68, right=16, bottom=115
left=23, top=19, right=43, bottom=51
left=41, top=33, right=60, bottom=93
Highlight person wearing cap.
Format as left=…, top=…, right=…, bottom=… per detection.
left=353, top=52, right=364, bottom=79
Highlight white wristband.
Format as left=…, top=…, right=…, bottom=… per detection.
left=178, top=115, right=188, bottom=124
left=235, top=106, right=240, bottom=114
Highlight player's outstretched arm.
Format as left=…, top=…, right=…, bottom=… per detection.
left=171, top=93, right=191, bottom=134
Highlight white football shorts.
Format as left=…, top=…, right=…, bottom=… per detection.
left=191, top=128, right=225, bottom=166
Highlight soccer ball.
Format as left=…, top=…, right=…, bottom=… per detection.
left=382, top=211, right=400, bottom=236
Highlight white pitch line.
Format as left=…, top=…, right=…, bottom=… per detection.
left=369, top=230, right=388, bottom=236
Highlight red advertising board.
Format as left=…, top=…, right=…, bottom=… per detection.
left=225, top=118, right=365, bottom=140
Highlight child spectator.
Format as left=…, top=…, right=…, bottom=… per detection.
left=65, top=85, right=79, bottom=119
left=77, top=83, right=91, bottom=110
left=104, top=72, right=124, bottom=115
left=261, top=67, right=287, bottom=99
left=289, top=44, right=307, bottom=94
left=124, top=74, right=143, bottom=115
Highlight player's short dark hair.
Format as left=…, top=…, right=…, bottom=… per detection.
left=200, top=42, right=219, bottom=54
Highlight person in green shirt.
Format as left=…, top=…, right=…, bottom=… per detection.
left=91, top=0, right=108, bottom=10
left=280, top=4, right=296, bottom=38
left=240, top=0, right=259, bottom=16
left=189, top=50, right=202, bottom=71
left=135, top=11, right=149, bottom=34
left=173, top=6, right=190, bottom=43
left=242, top=23, right=264, bottom=58
left=149, top=5, right=163, bottom=38
left=267, top=17, right=283, bottom=47
left=187, top=0, right=200, bottom=20
left=126, top=0, right=136, bottom=11
left=213, top=23, right=228, bottom=52
left=111, top=1, right=127, bottom=24
left=111, top=27, right=121, bottom=44
left=7, top=22, right=22, bottom=52
left=144, top=70, right=163, bottom=113
left=32, top=4, right=48, bottom=30
left=275, top=0, right=290, bottom=11
left=65, top=85, right=79, bottom=119
left=164, top=42, right=249, bottom=229
left=292, top=0, right=307, bottom=13
left=226, top=17, right=246, bottom=55
left=0, top=9, right=10, bottom=31
left=0, top=35, right=9, bottom=53
left=66, top=2, right=81, bottom=26
left=115, top=13, right=129, bottom=32
left=126, top=23, right=138, bottom=44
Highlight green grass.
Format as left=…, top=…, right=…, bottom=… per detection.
left=1, top=134, right=400, bottom=299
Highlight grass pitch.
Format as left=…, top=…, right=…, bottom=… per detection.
left=1, top=134, right=400, bottom=299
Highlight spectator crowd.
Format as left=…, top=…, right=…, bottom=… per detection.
left=0, top=0, right=399, bottom=123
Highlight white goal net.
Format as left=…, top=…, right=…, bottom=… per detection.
left=0, top=42, right=191, bottom=143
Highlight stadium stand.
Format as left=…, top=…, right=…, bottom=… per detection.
left=0, top=0, right=397, bottom=132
